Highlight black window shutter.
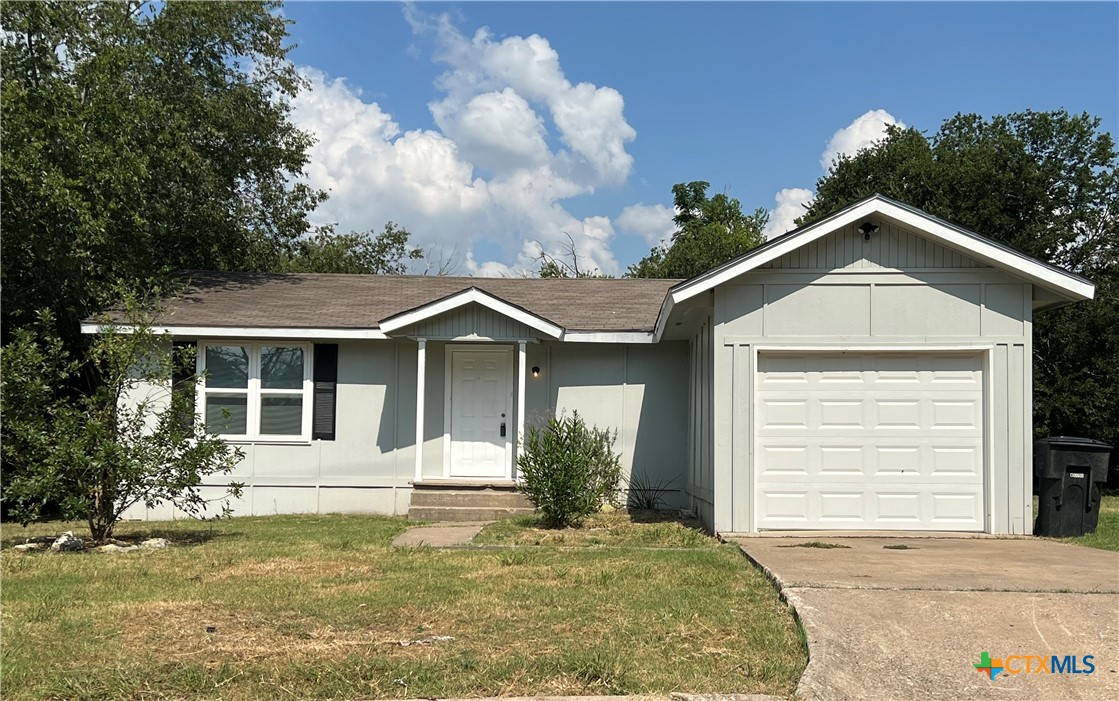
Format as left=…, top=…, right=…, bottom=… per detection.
left=313, top=344, right=339, bottom=440
left=171, top=341, right=196, bottom=432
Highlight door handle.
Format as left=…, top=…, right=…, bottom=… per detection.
left=500, top=422, right=507, bottom=437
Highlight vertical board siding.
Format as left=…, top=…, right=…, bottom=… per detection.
left=761, top=223, right=990, bottom=270
left=402, top=303, right=538, bottom=339
left=685, top=316, right=716, bottom=530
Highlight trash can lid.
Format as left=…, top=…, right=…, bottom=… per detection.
left=1039, top=436, right=1114, bottom=449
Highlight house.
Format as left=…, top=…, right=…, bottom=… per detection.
left=86, top=195, right=1095, bottom=535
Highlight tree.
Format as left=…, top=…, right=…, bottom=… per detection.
left=801, top=110, right=1119, bottom=446
left=627, top=181, right=768, bottom=279
left=280, top=223, right=425, bottom=275
left=530, top=233, right=611, bottom=278
left=1, top=0, right=325, bottom=351
left=1, top=302, right=244, bottom=541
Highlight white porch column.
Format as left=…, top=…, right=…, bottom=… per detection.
left=516, top=340, right=527, bottom=477
left=414, top=338, right=426, bottom=483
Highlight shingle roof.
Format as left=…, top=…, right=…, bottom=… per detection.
left=111, top=271, right=681, bottom=332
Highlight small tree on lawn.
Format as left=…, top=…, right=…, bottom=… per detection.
left=1, top=300, right=243, bottom=542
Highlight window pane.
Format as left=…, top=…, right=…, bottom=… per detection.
left=205, top=346, right=249, bottom=388
left=261, top=346, right=304, bottom=389
left=205, top=394, right=248, bottom=435
left=260, top=396, right=303, bottom=435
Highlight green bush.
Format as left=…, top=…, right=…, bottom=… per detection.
left=516, top=411, right=622, bottom=528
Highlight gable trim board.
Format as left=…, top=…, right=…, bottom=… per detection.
left=86, top=197, right=1092, bottom=535
left=656, top=194, right=1094, bottom=341
left=380, top=287, right=563, bottom=338
left=78, top=323, right=656, bottom=344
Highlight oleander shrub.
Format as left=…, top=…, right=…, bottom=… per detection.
left=517, top=411, right=621, bottom=528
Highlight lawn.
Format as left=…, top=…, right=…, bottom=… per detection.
left=1064, top=492, right=1119, bottom=551
left=1, top=514, right=806, bottom=701
left=473, top=509, right=717, bottom=548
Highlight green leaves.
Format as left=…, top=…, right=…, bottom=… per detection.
left=280, top=222, right=425, bottom=275
left=1, top=302, right=244, bottom=541
left=1, top=0, right=324, bottom=346
left=517, top=411, right=622, bottom=528
left=627, top=181, right=768, bottom=279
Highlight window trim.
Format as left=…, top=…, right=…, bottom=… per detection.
left=197, top=341, right=314, bottom=442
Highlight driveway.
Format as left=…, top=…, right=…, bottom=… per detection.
left=734, top=536, right=1119, bottom=701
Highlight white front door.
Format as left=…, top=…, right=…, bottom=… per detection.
left=755, top=352, right=986, bottom=531
left=448, top=349, right=512, bottom=478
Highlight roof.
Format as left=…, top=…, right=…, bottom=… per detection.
left=656, top=193, right=1096, bottom=336
left=93, top=271, right=681, bottom=334
left=83, top=197, right=1096, bottom=342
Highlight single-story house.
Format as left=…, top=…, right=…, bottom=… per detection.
left=87, top=195, right=1094, bottom=535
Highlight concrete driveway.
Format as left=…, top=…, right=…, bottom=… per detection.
left=734, top=536, right=1119, bottom=701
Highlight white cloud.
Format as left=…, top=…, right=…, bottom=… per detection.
left=820, top=108, right=905, bottom=172
left=292, top=68, right=489, bottom=229
left=762, top=110, right=904, bottom=239
left=431, top=87, right=550, bottom=172
left=290, top=9, right=637, bottom=276
left=617, top=203, right=676, bottom=245
left=764, top=188, right=814, bottom=239
left=418, top=9, right=636, bottom=186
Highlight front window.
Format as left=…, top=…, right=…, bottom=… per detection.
left=199, top=342, right=311, bottom=441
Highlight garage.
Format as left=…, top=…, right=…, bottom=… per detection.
left=754, top=351, right=986, bottom=531
left=666, top=195, right=1095, bottom=534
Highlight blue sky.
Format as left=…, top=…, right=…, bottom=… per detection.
left=281, top=1, right=1119, bottom=275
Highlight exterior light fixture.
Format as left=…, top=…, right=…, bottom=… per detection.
left=531, top=366, right=540, bottom=378
left=859, top=222, right=880, bottom=240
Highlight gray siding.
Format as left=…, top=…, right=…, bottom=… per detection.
left=538, top=342, right=690, bottom=507
left=686, top=317, right=715, bottom=529
left=123, top=338, right=689, bottom=519
left=709, top=223, right=1034, bottom=534
left=399, top=302, right=540, bottom=339
left=761, top=221, right=991, bottom=270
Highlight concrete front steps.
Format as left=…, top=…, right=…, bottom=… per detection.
left=408, top=480, right=534, bottom=522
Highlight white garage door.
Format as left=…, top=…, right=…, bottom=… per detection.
left=755, top=352, right=985, bottom=531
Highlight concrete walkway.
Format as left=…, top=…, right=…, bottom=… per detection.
left=735, top=536, right=1119, bottom=701
left=391, top=521, right=489, bottom=547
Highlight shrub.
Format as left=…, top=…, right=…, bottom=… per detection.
left=517, top=411, right=621, bottom=528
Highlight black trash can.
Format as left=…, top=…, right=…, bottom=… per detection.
left=1034, top=437, right=1113, bottom=537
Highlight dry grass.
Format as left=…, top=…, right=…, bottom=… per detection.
left=1, top=514, right=805, bottom=700
left=474, top=509, right=715, bottom=548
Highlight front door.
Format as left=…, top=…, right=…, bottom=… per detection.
left=448, top=349, right=512, bottom=478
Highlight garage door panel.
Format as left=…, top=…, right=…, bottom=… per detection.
left=930, top=399, right=981, bottom=430
left=759, top=438, right=981, bottom=482
left=756, top=352, right=985, bottom=532
left=930, top=491, right=984, bottom=525
left=760, top=395, right=983, bottom=435
left=757, top=399, right=811, bottom=430
left=757, top=484, right=985, bottom=530
left=819, top=491, right=865, bottom=521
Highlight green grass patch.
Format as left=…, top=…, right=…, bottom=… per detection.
left=474, top=509, right=716, bottom=548
left=1063, top=492, right=1119, bottom=552
left=776, top=541, right=851, bottom=549
left=1, top=514, right=805, bottom=700
left=883, top=544, right=918, bottom=550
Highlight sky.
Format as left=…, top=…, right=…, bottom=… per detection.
left=280, top=1, right=1119, bottom=277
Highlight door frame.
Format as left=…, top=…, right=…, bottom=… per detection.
left=750, top=344, right=993, bottom=533
left=442, top=344, right=515, bottom=479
